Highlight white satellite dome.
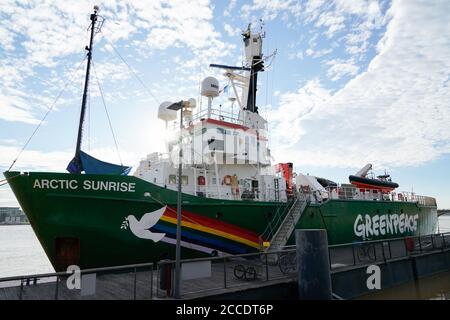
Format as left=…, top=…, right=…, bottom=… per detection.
left=158, top=101, right=177, bottom=122
left=201, top=77, right=220, bottom=98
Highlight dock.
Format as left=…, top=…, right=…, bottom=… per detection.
left=1, top=232, right=449, bottom=300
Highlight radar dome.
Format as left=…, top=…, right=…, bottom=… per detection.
left=201, top=77, right=219, bottom=98
left=158, top=101, right=177, bottom=122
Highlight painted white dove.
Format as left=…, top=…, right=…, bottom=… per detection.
left=123, top=206, right=167, bottom=242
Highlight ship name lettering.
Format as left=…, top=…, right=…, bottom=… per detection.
left=354, top=213, right=419, bottom=239
left=32, top=178, right=135, bottom=192
left=82, top=180, right=135, bottom=192
left=33, top=179, right=78, bottom=190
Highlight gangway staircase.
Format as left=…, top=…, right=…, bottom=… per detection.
left=263, top=190, right=309, bottom=254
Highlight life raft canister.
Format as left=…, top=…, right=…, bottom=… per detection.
left=197, top=175, right=206, bottom=186
left=405, top=237, right=415, bottom=252
left=223, top=175, right=232, bottom=185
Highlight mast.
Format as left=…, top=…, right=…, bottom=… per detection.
left=72, top=6, right=99, bottom=173
left=242, top=25, right=264, bottom=113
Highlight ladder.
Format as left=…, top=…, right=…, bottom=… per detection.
left=266, top=192, right=308, bottom=252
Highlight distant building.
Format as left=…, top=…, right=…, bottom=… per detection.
left=0, top=207, right=29, bottom=224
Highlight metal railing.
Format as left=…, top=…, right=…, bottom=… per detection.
left=259, top=199, right=295, bottom=243
left=302, top=185, right=437, bottom=206
left=190, top=108, right=245, bottom=126
left=0, top=262, right=154, bottom=300
left=259, top=188, right=309, bottom=246
left=2, top=232, right=448, bottom=300
left=329, top=232, right=450, bottom=270
left=155, top=248, right=297, bottom=299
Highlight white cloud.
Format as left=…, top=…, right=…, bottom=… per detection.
left=0, top=0, right=231, bottom=124
left=241, top=0, right=299, bottom=21
left=0, top=90, right=39, bottom=124
left=223, top=23, right=240, bottom=37
left=270, top=0, right=450, bottom=169
left=224, top=0, right=237, bottom=17
left=305, top=47, right=333, bottom=58
left=326, top=58, right=359, bottom=81
left=288, top=50, right=304, bottom=60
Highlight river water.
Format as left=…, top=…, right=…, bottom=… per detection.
left=0, top=215, right=449, bottom=298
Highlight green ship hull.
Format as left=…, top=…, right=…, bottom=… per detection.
left=4, top=171, right=437, bottom=271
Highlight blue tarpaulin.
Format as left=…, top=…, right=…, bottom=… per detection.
left=67, top=151, right=131, bottom=175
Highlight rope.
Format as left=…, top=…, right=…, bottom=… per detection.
left=105, top=39, right=161, bottom=106
left=91, top=61, right=123, bottom=166
left=7, top=56, right=87, bottom=171
left=88, top=76, right=91, bottom=152
left=0, top=173, right=22, bottom=186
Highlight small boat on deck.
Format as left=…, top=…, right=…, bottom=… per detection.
left=349, top=163, right=399, bottom=192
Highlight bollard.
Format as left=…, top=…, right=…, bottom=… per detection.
left=158, top=260, right=173, bottom=297
left=296, top=229, right=332, bottom=300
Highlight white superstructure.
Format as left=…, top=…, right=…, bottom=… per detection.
left=135, top=26, right=290, bottom=202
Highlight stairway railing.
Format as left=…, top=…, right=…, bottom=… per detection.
left=259, top=197, right=296, bottom=247
left=261, top=188, right=309, bottom=251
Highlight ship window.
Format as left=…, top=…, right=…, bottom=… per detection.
left=376, top=209, right=380, bottom=214
left=217, top=128, right=227, bottom=135
left=208, top=138, right=224, bottom=151
left=388, top=209, right=392, bottom=214
left=195, top=128, right=207, bottom=136
left=401, top=209, right=404, bottom=214
left=169, top=175, right=188, bottom=185
left=216, top=212, right=222, bottom=219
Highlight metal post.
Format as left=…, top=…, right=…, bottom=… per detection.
left=134, top=267, right=137, bottom=300
left=156, top=263, right=159, bottom=297
left=388, top=240, right=392, bottom=259
left=265, top=253, right=269, bottom=281
left=296, top=229, right=332, bottom=300
left=373, top=244, right=377, bottom=261
left=223, top=258, right=227, bottom=289
left=442, top=233, right=446, bottom=250
left=174, top=105, right=183, bottom=299
left=351, top=245, right=356, bottom=266
left=54, top=276, right=59, bottom=300
left=328, top=247, right=332, bottom=269
left=404, top=238, right=408, bottom=256
left=19, top=279, right=24, bottom=300
left=418, top=236, right=422, bottom=252
left=150, top=267, right=153, bottom=299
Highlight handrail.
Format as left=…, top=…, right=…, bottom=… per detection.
left=259, top=188, right=308, bottom=245
left=329, top=231, right=450, bottom=249
left=0, top=262, right=154, bottom=283
left=259, top=197, right=295, bottom=242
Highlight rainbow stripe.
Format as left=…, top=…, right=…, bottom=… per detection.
left=151, top=206, right=261, bottom=254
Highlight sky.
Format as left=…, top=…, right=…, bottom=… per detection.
left=1, top=0, right=449, bottom=208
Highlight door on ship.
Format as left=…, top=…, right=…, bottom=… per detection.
left=54, top=237, right=80, bottom=271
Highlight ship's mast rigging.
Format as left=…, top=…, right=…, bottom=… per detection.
left=70, top=6, right=104, bottom=173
